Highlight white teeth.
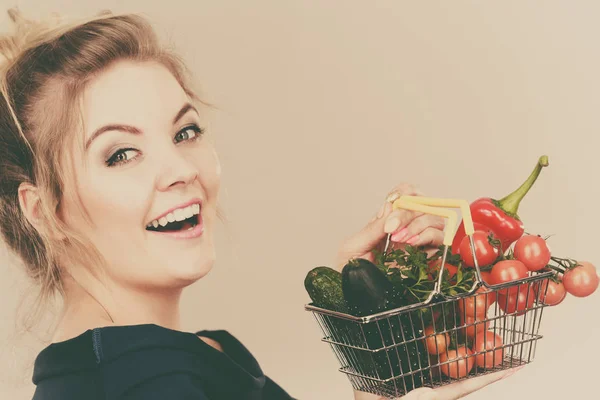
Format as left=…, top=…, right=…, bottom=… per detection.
left=174, top=209, right=185, bottom=222
left=146, top=202, right=201, bottom=229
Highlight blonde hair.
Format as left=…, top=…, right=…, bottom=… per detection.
left=0, top=8, right=220, bottom=329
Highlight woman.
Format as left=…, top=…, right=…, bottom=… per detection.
left=0, top=9, right=520, bottom=400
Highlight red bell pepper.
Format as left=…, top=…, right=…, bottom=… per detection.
left=452, top=155, right=549, bottom=254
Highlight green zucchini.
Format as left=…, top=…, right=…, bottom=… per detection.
left=304, top=266, right=349, bottom=313
left=305, top=266, right=374, bottom=375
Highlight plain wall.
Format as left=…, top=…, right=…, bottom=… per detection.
left=1, top=1, right=598, bottom=399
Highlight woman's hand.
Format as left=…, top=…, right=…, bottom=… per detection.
left=335, top=183, right=445, bottom=272
left=353, top=366, right=524, bottom=400
left=335, top=183, right=525, bottom=399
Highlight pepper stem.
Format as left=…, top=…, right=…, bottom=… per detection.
left=496, top=155, right=549, bottom=218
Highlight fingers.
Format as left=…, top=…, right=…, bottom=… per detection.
left=390, top=214, right=445, bottom=244
left=353, top=389, right=389, bottom=400
left=358, top=250, right=375, bottom=263
left=397, top=387, right=435, bottom=400
left=421, top=366, right=524, bottom=400
left=379, top=185, right=443, bottom=250
left=383, top=185, right=423, bottom=232
left=336, top=202, right=394, bottom=271
left=336, top=183, right=427, bottom=271
left=384, top=209, right=422, bottom=234
left=385, top=183, right=424, bottom=202
left=361, top=201, right=394, bottom=244
left=406, top=227, right=445, bottom=248
left=370, top=199, right=392, bottom=223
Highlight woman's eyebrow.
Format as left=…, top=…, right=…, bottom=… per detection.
left=172, top=103, right=198, bottom=125
left=85, top=124, right=141, bottom=151
left=84, top=102, right=199, bottom=150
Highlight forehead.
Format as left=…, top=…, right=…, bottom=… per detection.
left=81, top=61, right=188, bottom=136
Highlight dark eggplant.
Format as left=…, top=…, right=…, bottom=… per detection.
left=341, top=258, right=430, bottom=389
left=341, top=257, right=403, bottom=316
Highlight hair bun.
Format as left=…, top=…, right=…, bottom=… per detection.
left=0, top=8, right=119, bottom=72
left=0, top=8, right=29, bottom=65
left=0, top=8, right=64, bottom=69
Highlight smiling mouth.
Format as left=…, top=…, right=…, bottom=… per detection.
left=146, top=214, right=199, bottom=233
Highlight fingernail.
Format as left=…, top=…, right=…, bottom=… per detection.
left=384, top=201, right=393, bottom=214
left=384, top=216, right=401, bottom=233
left=406, top=235, right=420, bottom=245
left=386, top=192, right=401, bottom=203
left=377, top=203, right=385, bottom=219
left=391, top=227, right=409, bottom=242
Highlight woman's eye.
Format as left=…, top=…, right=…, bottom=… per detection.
left=104, top=125, right=204, bottom=168
left=106, top=148, right=138, bottom=167
left=174, top=124, right=204, bottom=143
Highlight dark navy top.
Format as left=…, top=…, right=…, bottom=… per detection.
left=31, top=324, right=296, bottom=399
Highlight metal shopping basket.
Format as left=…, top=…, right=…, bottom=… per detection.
left=305, top=196, right=554, bottom=398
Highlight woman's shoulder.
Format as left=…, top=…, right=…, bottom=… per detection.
left=31, top=324, right=292, bottom=400
left=32, top=324, right=209, bottom=399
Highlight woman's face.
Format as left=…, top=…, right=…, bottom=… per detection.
left=61, top=60, right=221, bottom=290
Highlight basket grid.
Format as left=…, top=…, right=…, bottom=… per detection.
left=308, top=276, right=550, bottom=398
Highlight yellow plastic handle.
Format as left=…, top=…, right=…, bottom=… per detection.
left=390, top=196, right=475, bottom=246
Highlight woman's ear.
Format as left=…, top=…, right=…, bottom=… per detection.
left=18, top=182, right=42, bottom=228
left=18, top=182, right=65, bottom=240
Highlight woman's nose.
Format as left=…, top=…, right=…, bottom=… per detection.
left=154, top=150, right=198, bottom=191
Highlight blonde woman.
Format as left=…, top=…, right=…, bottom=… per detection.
left=0, top=9, right=520, bottom=400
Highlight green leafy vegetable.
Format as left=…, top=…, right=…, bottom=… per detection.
left=372, top=245, right=477, bottom=305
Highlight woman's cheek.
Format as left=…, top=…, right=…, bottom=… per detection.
left=211, top=147, right=221, bottom=177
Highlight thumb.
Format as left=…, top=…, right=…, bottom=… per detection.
left=337, top=202, right=393, bottom=268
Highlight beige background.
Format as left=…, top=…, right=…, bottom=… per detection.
left=1, top=1, right=599, bottom=399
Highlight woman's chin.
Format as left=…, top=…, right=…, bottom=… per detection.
left=169, top=257, right=215, bottom=287
left=131, top=238, right=217, bottom=289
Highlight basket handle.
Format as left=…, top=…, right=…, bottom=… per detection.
left=389, top=196, right=478, bottom=296
left=391, top=196, right=475, bottom=244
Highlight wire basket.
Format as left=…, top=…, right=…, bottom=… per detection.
left=305, top=196, right=554, bottom=398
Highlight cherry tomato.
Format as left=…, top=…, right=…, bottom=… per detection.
left=514, top=235, right=551, bottom=272
left=562, top=261, right=599, bottom=298
left=473, top=331, right=504, bottom=369
left=480, top=270, right=492, bottom=284
left=460, top=314, right=490, bottom=338
left=478, top=271, right=497, bottom=294
left=497, top=287, right=535, bottom=315
left=423, top=326, right=450, bottom=355
left=535, top=279, right=567, bottom=306
left=439, top=346, right=474, bottom=379
left=429, top=354, right=442, bottom=379
left=489, top=260, right=529, bottom=296
left=458, top=287, right=496, bottom=318
left=459, top=231, right=500, bottom=268
left=451, top=222, right=495, bottom=255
